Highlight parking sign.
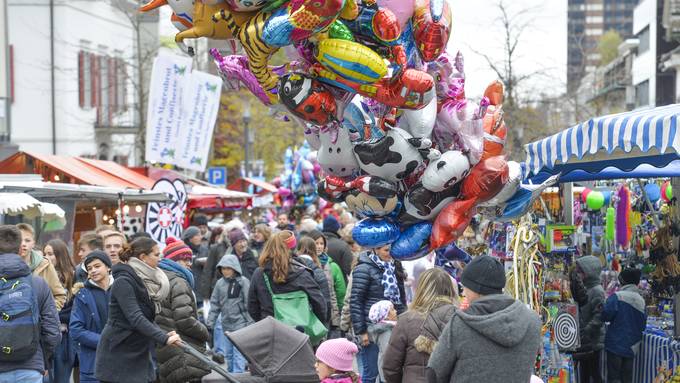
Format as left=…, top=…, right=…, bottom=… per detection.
left=207, top=167, right=227, bottom=186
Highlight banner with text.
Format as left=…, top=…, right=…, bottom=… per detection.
left=175, top=71, right=223, bottom=172
left=145, top=54, right=193, bottom=165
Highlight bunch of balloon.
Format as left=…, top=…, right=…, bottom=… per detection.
left=140, top=0, right=560, bottom=260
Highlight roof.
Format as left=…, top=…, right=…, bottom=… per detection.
left=0, top=181, right=171, bottom=202
left=227, top=177, right=278, bottom=193
left=524, top=104, right=680, bottom=177
left=0, top=151, right=156, bottom=189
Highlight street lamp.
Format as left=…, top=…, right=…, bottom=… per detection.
left=243, top=102, right=251, bottom=179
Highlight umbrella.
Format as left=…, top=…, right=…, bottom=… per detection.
left=0, top=193, right=66, bottom=227
left=203, top=317, right=319, bottom=383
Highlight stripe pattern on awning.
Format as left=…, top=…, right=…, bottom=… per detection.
left=524, top=104, right=680, bottom=175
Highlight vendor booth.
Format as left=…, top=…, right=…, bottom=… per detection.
left=523, top=104, right=680, bottom=383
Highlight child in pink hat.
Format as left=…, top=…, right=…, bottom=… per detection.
left=315, top=338, right=362, bottom=383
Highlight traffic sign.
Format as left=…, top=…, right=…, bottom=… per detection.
left=207, top=167, right=227, bottom=186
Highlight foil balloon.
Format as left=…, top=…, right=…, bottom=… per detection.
left=400, top=96, right=437, bottom=139
left=337, top=176, right=400, bottom=217
left=279, top=73, right=337, bottom=125
left=353, top=127, right=436, bottom=183
left=461, top=156, right=509, bottom=203
left=377, top=0, right=415, bottom=29
left=391, top=222, right=432, bottom=260
left=174, top=2, right=255, bottom=43
left=497, top=174, right=559, bottom=221
left=412, top=0, right=452, bottom=62
left=342, top=96, right=383, bottom=142
left=212, top=0, right=349, bottom=97
left=401, top=181, right=460, bottom=224
left=316, top=39, right=389, bottom=84
left=303, top=125, right=322, bottom=150
left=430, top=198, right=476, bottom=250
left=436, top=243, right=471, bottom=263
left=317, top=126, right=361, bottom=178
left=480, top=105, right=507, bottom=161
left=313, top=64, right=435, bottom=109
left=645, top=183, right=661, bottom=203
left=352, top=218, right=400, bottom=248
left=479, top=160, right=522, bottom=207
left=140, top=0, right=194, bottom=29
left=421, top=150, right=470, bottom=192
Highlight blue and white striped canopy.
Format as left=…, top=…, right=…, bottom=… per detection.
left=524, top=104, right=680, bottom=177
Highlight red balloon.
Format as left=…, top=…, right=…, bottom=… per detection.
left=461, top=156, right=509, bottom=202
left=480, top=105, right=507, bottom=161
left=430, top=198, right=477, bottom=250
left=581, top=188, right=592, bottom=203
left=662, top=180, right=672, bottom=202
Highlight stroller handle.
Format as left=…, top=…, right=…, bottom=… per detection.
left=179, top=342, right=241, bottom=383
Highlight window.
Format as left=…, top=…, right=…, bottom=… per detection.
left=637, top=26, right=650, bottom=53
left=77, top=50, right=128, bottom=123
left=635, top=80, right=649, bottom=107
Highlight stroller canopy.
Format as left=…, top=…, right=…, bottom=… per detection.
left=227, top=317, right=319, bottom=383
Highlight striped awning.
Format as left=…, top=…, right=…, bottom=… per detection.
left=524, top=104, right=680, bottom=176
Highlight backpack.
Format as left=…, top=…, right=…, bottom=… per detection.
left=0, top=275, right=40, bottom=361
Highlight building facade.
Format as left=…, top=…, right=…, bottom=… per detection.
left=6, top=0, right=159, bottom=164
left=568, top=0, right=639, bottom=91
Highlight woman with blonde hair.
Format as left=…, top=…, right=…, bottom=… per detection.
left=382, top=268, right=458, bottom=383
left=247, top=230, right=328, bottom=325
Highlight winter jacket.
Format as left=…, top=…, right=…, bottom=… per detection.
left=320, top=373, right=360, bottom=383
left=208, top=255, right=254, bottom=332
left=248, top=260, right=328, bottom=324
left=202, top=241, right=259, bottom=299
left=201, top=240, right=231, bottom=298
left=383, top=303, right=455, bottom=383
left=0, top=254, right=61, bottom=375
left=30, top=250, right=67, bottom=311
left=603, top=284, right=647, bottom=358
left=189, top=243, right=209, bottom=301
left=350, top=252, right=406, bottom=335
left=321, top=257, right=346, bottom=327
left=323, top=231, right=355, bottom=278
left=95, top=263, right=169, bottom=383
left=575, top=255, right=605, bottom=352
left=340, top=276, right=354, bottom=333
left=156, top=259, right=211, bottom=383
left=70, top=279, right=110, bottom=382
left=370, top=323, right=393, bottom=382
left=295, top=256, right=332, bottom=325
left=426, top=294, right=541, bottom=383
left=75, top=262, right=89, bottom=284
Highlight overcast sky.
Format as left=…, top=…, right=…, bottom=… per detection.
left=160, top=0, right=568, bottom=99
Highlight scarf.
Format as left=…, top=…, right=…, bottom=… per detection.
left=368, top=251, right=400, bottom=304
left=159, top=258, right=195, bottom=289
left=319, top=253, right=330, bottom=266
left=29, top=249, right=44, bottom=271
left=128, top=257, right=170, bottom=314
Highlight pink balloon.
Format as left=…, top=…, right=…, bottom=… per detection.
left=278, top=187, right=292, bottom=197
left=377, top=0, right=415, bottom=29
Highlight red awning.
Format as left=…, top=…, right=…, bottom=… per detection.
left=227, top=177, right=278, bottom=194
left=0, top=151, right=155, bottom=189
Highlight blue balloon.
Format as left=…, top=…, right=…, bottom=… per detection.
left=391, top=222, right=432, bottom=261
left=352, top=218, right=400, bottom=248
left=435, top=243, right=471, bottom=263
left=645, top=183, right=661, bottom=203
left=602, top=191, right=612, bottom=205
left=499, top=187, right=533, bottom=220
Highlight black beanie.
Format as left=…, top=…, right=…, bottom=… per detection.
left=84, top=250, right=112, bottom=269
left=619, top=268, right=642, bottom=286
left=461, top=255, right=506, bottom=295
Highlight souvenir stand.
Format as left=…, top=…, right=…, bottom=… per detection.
left=523, top=104, right=680, bottom=383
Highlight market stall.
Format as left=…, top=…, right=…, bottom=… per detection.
left=523, top=104, right=680, bottom=383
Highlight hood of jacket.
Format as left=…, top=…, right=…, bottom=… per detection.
left=456, top=294, right=535, bottom=348
left=217, top=253, right=243, bottom=275
left=262, top=259, right=307, bottom=282
left=576, top=256, right=603, bottom=288
left=414, top=302, right=455, bottom=354
left=159, top=258, right=195, bottom=288
left=0, top=253, right=31, bottom=279
left=29, top=249, right=47, bottom=272
left=112, top=262, right=143, bottom=284
left=357, top=251, right=381, bottom=270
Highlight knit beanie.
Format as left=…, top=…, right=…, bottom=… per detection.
left=369, top=300, right=394, bottom=324
left=228, top=228, right=247, bottom=247
left=322, top=215, right=341, bottom=234
left=619, top=267, right=642, bottom=286
left=84, top=250, right=112, bottom=269
left=182, top=226, right=201, bottom=242
left=163, top=237, right=193, bottom=261
left=460, top=255, right=506, bottom=295
left=192, top=214, right=208, bottom=226
left=315, top=338, right=358, bottom=372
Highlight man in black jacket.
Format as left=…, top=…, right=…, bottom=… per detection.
left=322, top=216, right=354, bottom=279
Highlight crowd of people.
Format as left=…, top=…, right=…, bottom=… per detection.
left=2, top=208, right=618, bottom=383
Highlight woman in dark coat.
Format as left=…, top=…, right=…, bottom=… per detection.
left=156, top=237, right=211, bottom=383
left=248, top=230, right=328, bottom=325
left=95, top=238, right=181, bottom=383
left=350, top=245, right=407, bottom=383
left=382, top=268, right=458, bottom=383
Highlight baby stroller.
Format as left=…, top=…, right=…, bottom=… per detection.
left=199, top=317, right=320, bottom=383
